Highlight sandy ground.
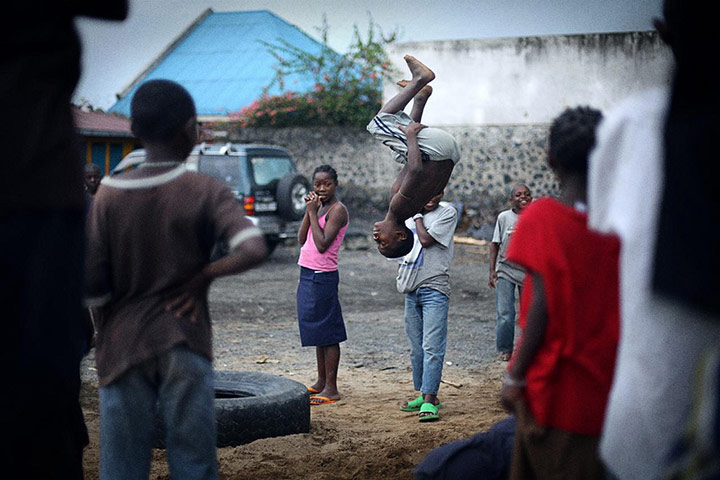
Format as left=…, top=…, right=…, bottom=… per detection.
left=79, top=235, right=513, bottom=479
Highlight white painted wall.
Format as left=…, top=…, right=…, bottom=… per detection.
left=385, top=32, right=673, bottom=126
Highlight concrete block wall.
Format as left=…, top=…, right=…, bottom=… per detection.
left=385, top=31, right=671, bottom=126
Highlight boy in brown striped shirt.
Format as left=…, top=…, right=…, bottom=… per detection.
left=85, top=79, right=267, bottom=479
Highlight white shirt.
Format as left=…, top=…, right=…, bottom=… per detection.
left=588, top=87, right=720, bottom=479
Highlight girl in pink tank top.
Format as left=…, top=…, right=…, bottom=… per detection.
left=296, top=165, right=349, bottom=405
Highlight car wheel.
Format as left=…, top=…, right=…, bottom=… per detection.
left=154, top=371, right=310, bottom=448
left=276, top=173, right=310, bottom=221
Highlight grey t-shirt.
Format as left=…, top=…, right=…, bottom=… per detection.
left=396, top=202, right=457, bottom=296
left=492, top=209, right=526, bottom=285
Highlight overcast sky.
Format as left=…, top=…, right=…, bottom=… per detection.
left=74, top=0, right=664, bottom=109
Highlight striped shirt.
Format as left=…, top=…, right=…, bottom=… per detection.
left=85, top=165, right=261, bottom=386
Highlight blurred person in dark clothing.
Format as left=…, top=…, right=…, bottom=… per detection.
left=1, top=2, right=128, bottom=479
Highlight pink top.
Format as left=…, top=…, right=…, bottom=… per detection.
left=298, top=206, right=349, bottom=272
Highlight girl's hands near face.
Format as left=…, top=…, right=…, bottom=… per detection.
left=304, top=191, right=321, bottom=212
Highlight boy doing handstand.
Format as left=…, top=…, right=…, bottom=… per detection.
left=368, top=55, right=460, bottom=258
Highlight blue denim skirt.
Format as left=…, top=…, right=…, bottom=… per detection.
left=296, top=266, right=347, bottom=347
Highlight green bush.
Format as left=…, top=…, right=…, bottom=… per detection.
left=235, top=16, right=398, bottom=128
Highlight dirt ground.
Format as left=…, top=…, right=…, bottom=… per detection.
left=79, top=228, right=513, bottom=480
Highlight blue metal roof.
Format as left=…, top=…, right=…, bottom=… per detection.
left=109, top=10, right=328, bottom=117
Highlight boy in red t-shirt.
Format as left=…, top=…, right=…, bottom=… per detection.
left=499, top=106, right=620, bottom=479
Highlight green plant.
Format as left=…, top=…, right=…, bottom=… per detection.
left=235, top=15, right=399, bottom=128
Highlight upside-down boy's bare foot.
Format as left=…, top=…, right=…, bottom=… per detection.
left=396, top=79, right=433, bottom=102
left=404, top=55, right=435, bottom=84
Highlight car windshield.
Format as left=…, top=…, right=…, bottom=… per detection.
left=197, top=155, right=251, bottom=193
left=250, top=157, right=294, bottom=187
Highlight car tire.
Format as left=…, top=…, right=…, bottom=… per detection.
left=154, top=370, right=310, bottom=448
left=276, top=173, right=310, bottom=221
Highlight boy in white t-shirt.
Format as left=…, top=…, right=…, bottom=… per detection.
left=488, top=185, right=532, bottom=361
left=396, top=192, right=457, bottom=422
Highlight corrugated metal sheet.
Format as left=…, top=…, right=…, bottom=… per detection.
left=109, top=10, right=327, bottom=117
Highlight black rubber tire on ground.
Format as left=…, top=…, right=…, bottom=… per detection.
left=154, top=371, right=310, bottom=448
left=276, top=173, right=310, bottom=221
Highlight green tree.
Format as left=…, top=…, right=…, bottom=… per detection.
left=236, top=15, right=398, bottom=128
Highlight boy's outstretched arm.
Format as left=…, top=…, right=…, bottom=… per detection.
left=500, top=271, right=548, bottom=412
left=166, top=235, right=268, bottom=322
left=488, top=242, right=499, bottom=288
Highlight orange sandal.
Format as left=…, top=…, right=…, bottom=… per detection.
left=310, top=395, right=338, bottom=405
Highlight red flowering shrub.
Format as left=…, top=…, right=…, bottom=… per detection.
left=235, top=16, right=398, bottom=128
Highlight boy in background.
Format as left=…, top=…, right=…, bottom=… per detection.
left=84, top=163, right=102, bottom=196
left=83, top=162, right=103, bottom=351
left=85, top=79, right=267, bottom=479
left=488, top=184, right=532, bottom=361
left=500, top=107, right=619, bottom=479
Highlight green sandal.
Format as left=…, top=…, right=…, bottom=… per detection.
left=400, top=394, right=424, bottom=412
left=418, top=402, right=440, bottom=422
left=401, top=395, right=444, bottom=413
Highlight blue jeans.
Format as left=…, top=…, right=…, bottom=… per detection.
left=99, top=346, right=217, bottom=480
left=404, top=288, right=449, bottom=396
left=496, top=277, right=522, bottom=354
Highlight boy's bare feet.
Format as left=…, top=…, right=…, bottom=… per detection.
left=404, top=55, right=435, bottom=84
left=498, top=352, right=511, bottom=362
left=396, top=80, right=433, bottom=102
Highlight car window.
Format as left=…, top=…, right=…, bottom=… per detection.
left=197, top=155, right=251, bottom=193
left=250, top=157, right=295, bottom=187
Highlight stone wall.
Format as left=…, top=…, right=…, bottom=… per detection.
left=223, top=123, right=555, bottom=232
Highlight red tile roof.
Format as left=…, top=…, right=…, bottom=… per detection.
left=72, top=106, right=133, bottom=138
